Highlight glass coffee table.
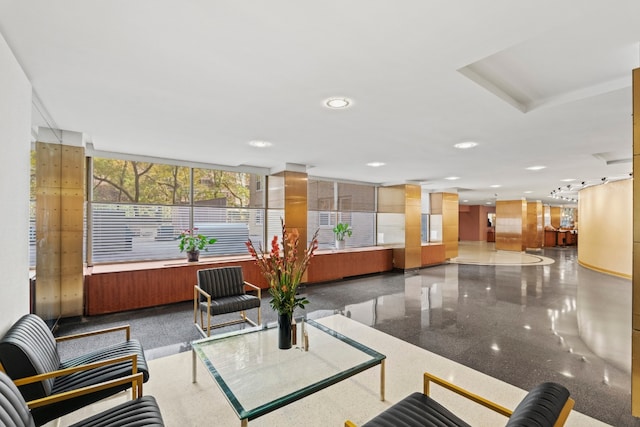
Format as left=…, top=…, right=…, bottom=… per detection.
left=191, top=317, right=386, bottom=426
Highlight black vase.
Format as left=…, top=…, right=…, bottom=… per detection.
left=278, top=312, right=292, bottom=349
left=187, top=250, right=200, bottom=262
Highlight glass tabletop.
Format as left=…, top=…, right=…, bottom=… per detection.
left=191, top=318, right=385, bottom=422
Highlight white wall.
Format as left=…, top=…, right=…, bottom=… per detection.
left=0, top=31, right=32, bottom=333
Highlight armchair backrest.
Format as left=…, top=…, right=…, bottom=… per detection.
left=0, top=371, right=35, bottom=427
left=0, top=314, right=60, bottom=400
left=505, top=382, right=571, bottom=427
left=198, top=267, right=246, bottom=299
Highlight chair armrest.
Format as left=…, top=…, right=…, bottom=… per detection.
left=244, top=281, right=262, bottom=299
left=194, top=285, right=211, bottom=302
left=26, top=372, right=145, bottom=409
left=13, top=353, right=138, bottom=387
left=423, top=371, right=512, bottom=417
left=55, top=324, right=131, bottom=342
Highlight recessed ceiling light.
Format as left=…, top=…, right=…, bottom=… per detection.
left=526, top=165, right=546, bottom=171
left=523, top=191, right=532, bottom=194
left=561, top=178, right=576, bottom=182
left=325, top=97, right=351, bottom=109
left=490, top=184, right=501, bottom=188
left=454, top=141, right=478, bottom=149
left=249, top=140, right=272, bottom=148
left=366, top=162, right=385, bottom=167
left=445, top=176, right=460, bottom=180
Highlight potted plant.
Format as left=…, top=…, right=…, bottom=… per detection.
left=178, top=228, right=217, bottom=262
left=333, top=222, right=352, bottom=250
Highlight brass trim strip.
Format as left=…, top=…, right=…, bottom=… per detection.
left=577, top=260, right=632, bottom=280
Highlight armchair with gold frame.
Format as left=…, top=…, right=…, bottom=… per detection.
left=0, top=314, right=150, bottom=426
left=194, top=266, right=262, bottom=337
left=346, top=372, right=574, bottom=427
left=0, top=370, right=164, bottom=426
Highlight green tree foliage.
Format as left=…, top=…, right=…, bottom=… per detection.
left=92, top=158, right=250, bottom=207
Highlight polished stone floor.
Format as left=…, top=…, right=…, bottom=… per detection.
left=57, top=242, right=637, bottom=426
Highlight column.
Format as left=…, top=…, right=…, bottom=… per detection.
left=632, top=67, right=640, bottom=415
left=495, top=200, right=527, bottom=252
left=35, top=128, right=85, bottom=319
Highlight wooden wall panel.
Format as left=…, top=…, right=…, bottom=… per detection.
left=421, top=244, right=446, bottom=266
left=306, top=248, right=393, bottom=283
left=86, top=248, right=395, bottom=315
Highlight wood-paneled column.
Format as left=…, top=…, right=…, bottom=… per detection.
left=526, top=200, right=543, bottom=249
left=631, top=67, right=640, bottom=415
left=283, top=170, right=308, bottom=247
left=35, top=129, right=85, bottom=320
left=430, top=192, right=459, bottom=259
left=378, top=184, right=422, bottom=269
left=496, top=200, right=527, bottom=252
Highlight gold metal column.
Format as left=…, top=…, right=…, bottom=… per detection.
left=526, top=200, right=543, bottom=249
left=430, top=192, right=459, bottom=259
left=378, top=184, right=422, bottom=269
left=632, top=67, right=640, bottom=415
left=282, top=170, right=308, bottom=246
left=35, top=140, right=85, bottom=319
left=495, top=200, right=527, bottom=252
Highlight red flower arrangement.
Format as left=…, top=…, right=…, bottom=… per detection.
left=246, top=219, right=319, bottom=315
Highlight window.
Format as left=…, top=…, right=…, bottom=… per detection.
left=90, top=157, right=265, bottom=264
left=308, top=179, right=376, bottom=249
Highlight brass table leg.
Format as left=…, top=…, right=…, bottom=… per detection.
left=192, top=349, right=197, bottom=383
left=241, top=419, right=248, bottom=427
left=380, top=359, right=386, bottom=401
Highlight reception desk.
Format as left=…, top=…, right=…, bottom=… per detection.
left=544, top=229, right=577, bottom=247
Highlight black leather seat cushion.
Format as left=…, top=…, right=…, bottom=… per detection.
left=362, top=392, right=472, bottom=427
left=199, top=294, right=261, bottom=315
left=68, top=396, right=164, bottom=427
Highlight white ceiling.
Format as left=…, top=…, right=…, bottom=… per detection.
left=1, top=1, right=638, bottom=205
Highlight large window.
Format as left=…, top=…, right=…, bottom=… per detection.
left=308, top=179, right=376, bottom=249
left=90, top=158, right=264, bottom=264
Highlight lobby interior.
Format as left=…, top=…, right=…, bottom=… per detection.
left=3, top=2, right=640, bottom=427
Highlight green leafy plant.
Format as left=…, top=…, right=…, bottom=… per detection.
left=178, top=228, right=217, bottom=252
left=333, top=223, right=353, bottom=241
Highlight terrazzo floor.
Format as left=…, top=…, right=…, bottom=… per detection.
left=55, top=242, right=637, bottom=426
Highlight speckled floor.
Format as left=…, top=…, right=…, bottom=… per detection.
left=56, top=243, right=637, bottom=426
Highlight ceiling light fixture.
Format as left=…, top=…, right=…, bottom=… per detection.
left=366, top=162, right=385, bottom=167
left=325, top=97, right=351, bottom=109
left=490, top=184, right=501, bottom=188
left=526, top=165, right=546, bottom=171
left=248, top=140, right=272, bottom=148
left=454, top=141, right=478, bottom=149
left=445, top=176, right=460, bottom=180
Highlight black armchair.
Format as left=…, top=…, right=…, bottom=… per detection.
left=0, top=370, right=163, bottom=426
left=194, top=266, right=262, bottom=337
left=346, top=372, right=574, bottom=427
left=0, top=314, right=149, bottom=426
